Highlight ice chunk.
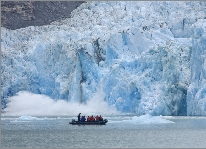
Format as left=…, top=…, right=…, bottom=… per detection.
left=111, top=114, right=175, bottom=124
left=18, top=115, right=38, bottom=120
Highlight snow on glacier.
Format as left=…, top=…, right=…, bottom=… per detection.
left=1, top=1, right=206, bottom=116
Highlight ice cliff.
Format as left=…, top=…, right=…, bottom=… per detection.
left=1, top=1, right=206, bottom=116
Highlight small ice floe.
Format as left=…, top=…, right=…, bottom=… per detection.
left=111, top=114, right=175, bottom=124
left=17, top=115, right=38, bottom=120
left=130, top=114, right=175, bottom=124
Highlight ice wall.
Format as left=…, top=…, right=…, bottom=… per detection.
left=187, top=19, right=206, bottom=116
left=1, top=1, right=206, bottom=115
left=98, top=30, right=191, bottom=115
left=1, top=28, right=76, bottom=101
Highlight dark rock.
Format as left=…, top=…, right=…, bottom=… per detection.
left=1, top=1, right=85, bottom=30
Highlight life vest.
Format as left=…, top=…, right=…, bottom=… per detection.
left=89, top=116, right=93, bottom=121
left=99, top=116, right=103, bottom=121
left=91, top=116, right=95, bottom=121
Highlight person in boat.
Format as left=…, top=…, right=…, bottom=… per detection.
left=77, top=113, right=81, bottom=121
left=87, top=116, right=90, bottom=122
left=88, top=115, right=92, bottom=122
left=99, top=115, right=103, bottom=121
left=91, top=115, right=95, bottom=121
left=95, top=115, right=99, bottom=121
left=88, top=115, right=95, bottom=121
left=81, top=116, right=86, bottom=122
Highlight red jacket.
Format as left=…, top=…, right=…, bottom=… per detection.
left=99, top=116, right=103, bottom=120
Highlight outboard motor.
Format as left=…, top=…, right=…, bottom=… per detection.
left=104, top=119, right=108, bottom=123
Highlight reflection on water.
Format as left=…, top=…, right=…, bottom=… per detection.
left=2, top=115, right=206, bottom=148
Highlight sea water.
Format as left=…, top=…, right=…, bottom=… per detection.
left=1, top=115, right=206, bottom=148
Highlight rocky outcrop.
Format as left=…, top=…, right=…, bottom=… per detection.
left=1, top=1, right=84, bottom=30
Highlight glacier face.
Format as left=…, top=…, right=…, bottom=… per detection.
left=187, top=20, right=206, bottom=116
left=1, top=1, right=206, bottom=116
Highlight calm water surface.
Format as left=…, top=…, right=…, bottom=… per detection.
left=2, top=115, right=206, bottom=148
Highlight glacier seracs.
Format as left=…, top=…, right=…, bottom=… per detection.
left=187, top=19, right=206, bottom=116
left=1, top=1, right=206, bottom=116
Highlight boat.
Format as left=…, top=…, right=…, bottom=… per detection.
left=69, top=119, right=108, bottom=125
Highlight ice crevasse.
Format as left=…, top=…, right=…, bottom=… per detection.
left=1, top=1, right=206, bottom=116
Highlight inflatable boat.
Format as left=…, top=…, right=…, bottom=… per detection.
left=69, top=119, right=108, bottom=125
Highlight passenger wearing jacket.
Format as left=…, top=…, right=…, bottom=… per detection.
left=91, top=115, right=95, bottom=121
left=95, top=115, right=99, bottom=121
left=81, top=116, right=86, bottom=122
left=87, top=116, right=90, bottom=121
left=99, top=115, right=103, bottom=121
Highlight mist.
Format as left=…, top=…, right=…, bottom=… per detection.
left=2, top=91, right=118, bottom=116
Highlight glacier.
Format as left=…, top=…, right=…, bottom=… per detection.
left=1, top=1, right=206, bottom=116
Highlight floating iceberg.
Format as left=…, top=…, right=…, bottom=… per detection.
left=17, top=115, right=38, bottom=121
left=122, top=114, right=175, bottom=124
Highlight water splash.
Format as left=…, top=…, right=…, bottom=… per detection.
left=2, top=91, right=118, bottom=116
